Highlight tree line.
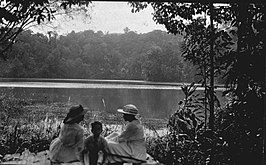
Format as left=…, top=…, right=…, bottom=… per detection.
left=0, top=29, right=203, bottom=83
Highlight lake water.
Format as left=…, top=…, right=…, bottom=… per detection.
left=0, top=78, right=226, bottom=119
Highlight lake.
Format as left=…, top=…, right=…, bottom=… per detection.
left=0, top=78, right=227, bottom=119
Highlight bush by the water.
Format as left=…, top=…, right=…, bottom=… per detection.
left=145, top=83, right=231, bottom=165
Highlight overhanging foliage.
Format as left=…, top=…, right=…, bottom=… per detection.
left=0, top=0, right=91, bottom=59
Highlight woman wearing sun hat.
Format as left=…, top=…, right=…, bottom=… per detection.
left=105, top=104, right=147, bottom=164
left=49, top=105, right=87, bottom=164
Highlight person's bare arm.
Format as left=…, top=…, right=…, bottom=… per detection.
left=101, top=138, right=109, bottom=165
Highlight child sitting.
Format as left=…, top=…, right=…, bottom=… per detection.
left=81, top=121, right=108, bottom=165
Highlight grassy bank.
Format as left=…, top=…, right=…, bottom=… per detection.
left=0, top=91, right=168, bottom=160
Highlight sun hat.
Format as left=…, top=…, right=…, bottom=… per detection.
left=117, top=104, right=139, bottom=116
left=63, top=105, right=87, bottom=123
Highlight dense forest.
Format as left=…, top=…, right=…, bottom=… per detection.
left=0, top=29, right=203, bottom=83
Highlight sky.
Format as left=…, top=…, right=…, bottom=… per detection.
left=31, top=1, right=166, bottom=35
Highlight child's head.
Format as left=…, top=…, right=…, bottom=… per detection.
left=91, top=121, right=103, bottom=137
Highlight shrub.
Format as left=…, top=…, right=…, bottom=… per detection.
left=146, top=83, right=230, bottom=165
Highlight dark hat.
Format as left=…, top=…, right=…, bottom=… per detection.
left=63, top=105, right=87, bottom=123
left=117, top=104, right=139, bottom=116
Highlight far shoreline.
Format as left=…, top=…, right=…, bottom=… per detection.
left=0, top=78, right=226, bottom=89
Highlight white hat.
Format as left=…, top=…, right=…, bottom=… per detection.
left=117, top=104, right=139, bottom=116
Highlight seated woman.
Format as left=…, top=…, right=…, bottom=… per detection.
left=105, top=104, right=147, bottom=164
left=49, top=105, right=87, bottom=165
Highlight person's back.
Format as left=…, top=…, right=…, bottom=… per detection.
left=49, top=105, right=87, bottom=164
